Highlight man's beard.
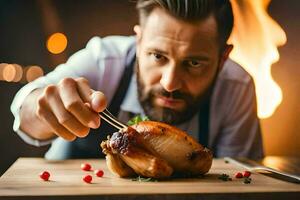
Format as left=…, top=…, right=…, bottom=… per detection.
left=136, top=62, right=215, bottom=125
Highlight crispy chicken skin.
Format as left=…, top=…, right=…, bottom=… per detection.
left=101, top=121, right=213, bottom=178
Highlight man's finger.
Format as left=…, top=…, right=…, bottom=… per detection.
left=76, top=77, right=92, bottom=102
left=91, top=91, right=107, bottom=112
left=36, top=97, right=76, bottom=141
left=58, top=78, right=100, bottom=128
left=45, top=86, right=90, bottom=138
left=76, top=77, right=107, bottom=112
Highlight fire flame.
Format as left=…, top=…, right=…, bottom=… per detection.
left=228, top=0, right=287, bottom=118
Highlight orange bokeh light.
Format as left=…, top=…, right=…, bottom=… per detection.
left=47, top=32, right=67, bottom=54
left=26, top=66, right=44, bottom=82
left=12, top=64, right=23, bottom=82
left=3, top=64, right=16, bottom=82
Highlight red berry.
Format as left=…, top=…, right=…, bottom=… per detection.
left=83, top=175, right=92, bottom=183
left=243, top=171, right=251, bottom=178
left=39, top=171, right=50, bottom=181
left=94, top=169, right=104, bottom=177
left=235, top=172, right=243, bottom=178
left=81, top=163, right=92, bottom=171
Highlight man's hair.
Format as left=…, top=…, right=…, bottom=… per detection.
left=136, top=0, right=233, bottom=49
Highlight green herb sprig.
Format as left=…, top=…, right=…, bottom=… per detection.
left=218, top=173, right=232, bottom=181
left=127, top=115, right=149, bottom=126
left=243, top=177, right=252, bottom=184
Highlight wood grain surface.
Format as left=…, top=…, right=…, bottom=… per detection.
left=0, top=158, right=299, bottom=200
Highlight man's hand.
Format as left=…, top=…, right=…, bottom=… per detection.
left=20, top=77, right=107, bottom=141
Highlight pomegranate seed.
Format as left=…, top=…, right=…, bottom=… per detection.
left=235, top=172, right=243, bottom=178
left=83, top=174, right=92, bottom=183
left=39, top=171, right=50, bottom=181
left=94, top=169, right=104, bottom=177
left=81, top=163, right=92, bottom=171
left=243, top=171, right=251, bottom=178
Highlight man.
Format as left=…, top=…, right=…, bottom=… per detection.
left=11, top=0, right=264, bottom=160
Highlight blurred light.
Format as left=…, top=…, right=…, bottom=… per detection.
left=3, top=64, right=16, bottom=82
left=0, top=63, right=8, bottom=80
left=262, top=156, right=284, bottom=171
left=26, top=66, right=44, bottom=82
left=12, top=64, right=23, bottom=82
left=47, top=32, right=67, bottom=54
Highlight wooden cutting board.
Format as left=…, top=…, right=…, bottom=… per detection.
left=0, top=158, right=299, bottom=200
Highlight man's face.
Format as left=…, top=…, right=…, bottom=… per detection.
left=135, top=7, right=223, bottom=125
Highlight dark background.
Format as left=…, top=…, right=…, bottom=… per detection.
left=0, top=0, right=299, bottom=175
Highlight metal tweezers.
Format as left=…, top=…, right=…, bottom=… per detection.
left=99, top=109, right=128, bottom=130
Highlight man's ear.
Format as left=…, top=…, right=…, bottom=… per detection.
left=134, top=25, right=142, bottom=57
left=218, top=44, right=233, bottom=71
left=134, top=25, right=142, bottom=41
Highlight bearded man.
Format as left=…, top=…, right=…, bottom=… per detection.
left=11, top=0, right=264, bottom=159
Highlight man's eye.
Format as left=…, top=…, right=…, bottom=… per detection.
left=152, top=53, right=164, bottom=60
left=187, top=60, right=203, bottom=68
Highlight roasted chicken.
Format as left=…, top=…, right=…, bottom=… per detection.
left=101, top=121, right=213, bottom=179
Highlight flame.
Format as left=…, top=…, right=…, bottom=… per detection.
left=228, top=0, right=287, bottom=118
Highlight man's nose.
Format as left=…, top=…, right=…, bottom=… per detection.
left=160, top=64, right=182, bottom=92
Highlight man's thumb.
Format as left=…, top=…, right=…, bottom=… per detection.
left=90, top=91, right=107, bottom=113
